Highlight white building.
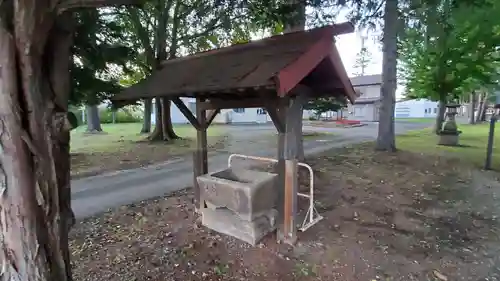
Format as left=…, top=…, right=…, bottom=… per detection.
left=151, top=98, right=271, bottom=124
left=394, top=99, right=439, bottom=118
left=346, top=74, right=382, bottom=122
left=151, top=98, right=195, bottom=125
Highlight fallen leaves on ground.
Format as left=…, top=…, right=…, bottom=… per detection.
left=71, top=143, right=500, bottom=281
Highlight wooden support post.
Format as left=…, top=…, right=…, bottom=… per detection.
left=194, top=97, right=209, bottom=212
left=276, top=92, right=307, bottom=245
left=268, top=104, right=287, bottom=240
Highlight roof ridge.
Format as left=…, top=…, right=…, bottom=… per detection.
left=160, top=23, right=353, bottom=66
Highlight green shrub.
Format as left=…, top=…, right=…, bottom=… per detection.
left=99, top=108, right=142, bottom=123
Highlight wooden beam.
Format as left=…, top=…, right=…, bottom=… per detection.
left=275, top=104, right=286, bottom=244
left=194, top=97, right=209, bottom=211
left=205, top=109, right=220, bottom=129
left=266, top=107, right=285, bottom=133
left=172, top=97, right=201, bottom=130
left=199, top=98, right=287, bottom=111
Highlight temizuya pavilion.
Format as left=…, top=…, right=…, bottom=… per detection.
left=111, top=23, right=357, bottom=245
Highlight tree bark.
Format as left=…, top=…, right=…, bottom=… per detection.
left=0, top=4, right=74, bottom=281
left=469, top=91, right=476, bottom=124
left=149, top=98, right=179, bottom=141
left=480, top=93, right=489, bottom=122
left=145, top=0, right=180, bottom=141
left=476, top=92, right=486, bottom=123
left=434, top=99, right=446, bottom=134
left=85, top=104, right=103, bottom=132
left=141, top=98, right=152, bottom=133
left=375, top=0, right=398, bottom=152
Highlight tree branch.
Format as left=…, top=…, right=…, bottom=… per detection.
left=127, top=7, right=155, bottom=69
left=168, top=0, right=181, bottom=58
left=57, top=0, right=141, bottom=13
left=178, top=18, right=225, bottom=43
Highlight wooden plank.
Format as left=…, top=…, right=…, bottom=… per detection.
left=172, top=97, right=201, bottom=130
left=205, top=109, right=220, bottom=129
left=199, top=98, right=287, bottom=110
left=284, top=159, right=298, bottom=238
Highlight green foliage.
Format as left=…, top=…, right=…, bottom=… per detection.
left=304, top=97, right=347, bottom=117
left=353, top=46, right=372, bottom=76
left=70, top=9, right=136, bottom=106
left=99, top=108, right=142, bottom=124
left=399, top=0, right=500, bottom=102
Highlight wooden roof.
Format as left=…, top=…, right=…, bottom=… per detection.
left=112, top=23, right=357, bottom=104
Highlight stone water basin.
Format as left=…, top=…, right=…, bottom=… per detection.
left=197, top=168, right=278, bottom=221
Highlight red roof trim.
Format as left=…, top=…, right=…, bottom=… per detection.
left=276, top=28, right=332, bottom=97
left=328, top=47, right=357, bottom=103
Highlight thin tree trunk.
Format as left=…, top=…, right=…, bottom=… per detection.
left=0, top=5, right=73, bottom=281
left=376, top=0, right=398, bottom=152
left=434, top=99, right=446, bottom=134
left=85, top=104, right=103, bottom=132
left=476, top=92, right=485, bottom=123
left=480, top=93, right=489, bottom=121
left=141, top=98, right=152, bottom=133
left=469, top=91, right=476, bottom=124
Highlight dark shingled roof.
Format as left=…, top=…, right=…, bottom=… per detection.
left=112, top=23, right=357, bottom=104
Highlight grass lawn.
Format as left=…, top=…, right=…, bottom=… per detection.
left=395, top=117, right=435, bottom=123
left=397, top=122, right=500, bottom=169
left=70, top=123, right=224, bottom=177
left=71, top=123, right=221, bottom=153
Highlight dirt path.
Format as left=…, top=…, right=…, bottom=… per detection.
left=70, top=144, right=500, bottom=281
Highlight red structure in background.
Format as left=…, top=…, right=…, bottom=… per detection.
left=335, top=119, right=361, bottom=125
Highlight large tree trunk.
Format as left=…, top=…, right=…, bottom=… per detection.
left=146, top=0, right=180, bottom=141
left=469, top=91, right=476, bottom=124
left=149, top=98, right=179, bottom=141
left=434, top=99, right=447, bottom=134
left=375, top=0, right=398, bottom=152
left=0, top=5, right=73, bottom=281
left=85, top=104, right=103, bottom=132
left=141, top=98, right=152, bottom=133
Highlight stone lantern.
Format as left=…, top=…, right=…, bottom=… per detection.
left=438, top=104, right=461, bottom=146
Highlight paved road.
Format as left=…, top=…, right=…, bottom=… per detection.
left=72, top=121, right=431, bottom=219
